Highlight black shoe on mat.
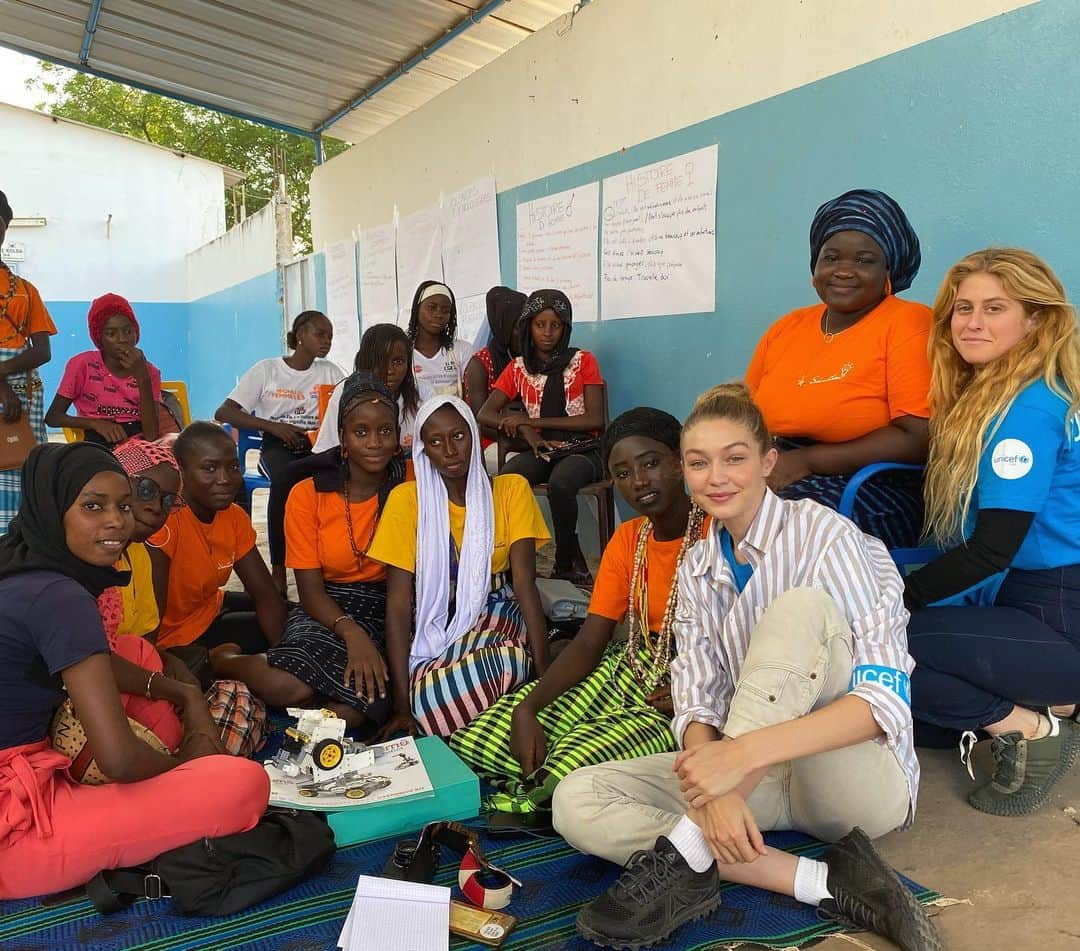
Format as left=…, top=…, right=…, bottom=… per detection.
left=576, top=836, right=721, bottom=949
left=819, top=827, right=943, bottom=951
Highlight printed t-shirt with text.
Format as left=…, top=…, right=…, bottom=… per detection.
left=746, top=295, right=931, bottom=443
left=148, top=505, right=257, bottom=648
left=57, top=351, right=163, bottom=423
left=227, top=357, right=345, bottom=431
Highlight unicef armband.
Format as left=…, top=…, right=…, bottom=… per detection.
left=849, top=665, right=910, bottom=704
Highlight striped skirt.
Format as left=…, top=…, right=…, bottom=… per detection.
left=267, top=581, right=388, bottom=717
left=410, top=585, right=532, bottom=738
left=449, top=645, right=676, bottom=813
left=0, top=352, right=45, bottom=534
left=775, top=439, right=924, bottom=550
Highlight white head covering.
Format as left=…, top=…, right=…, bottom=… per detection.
left=409, top=395, right=495, bottom=671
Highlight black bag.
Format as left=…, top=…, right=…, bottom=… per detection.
left=86, top=808, right=336, bottom=916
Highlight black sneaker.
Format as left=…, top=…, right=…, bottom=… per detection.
left=576, top=836, right=721, bottom=949
left=820, top=827, right=943, bottom=951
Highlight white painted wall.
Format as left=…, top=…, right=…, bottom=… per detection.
left=311, top=0, right=1035, bottom=247
left=185, top=199, right=280, bottom=300
left=0, top=103, right=227, bottom=301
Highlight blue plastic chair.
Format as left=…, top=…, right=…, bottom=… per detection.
left=837, top=462, right=939, bottom=571
left=235, top=427, right=271, bottom=507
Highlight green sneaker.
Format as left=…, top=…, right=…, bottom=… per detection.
left=967, top=714, right=1080, bottom=816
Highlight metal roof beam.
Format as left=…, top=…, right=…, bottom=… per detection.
left=78, top=0, right=104, bottom=64
left=314, top=0, right=507, bottom=134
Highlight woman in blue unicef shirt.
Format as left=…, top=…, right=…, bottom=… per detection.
left=904, top=248, right=1080, bottom=816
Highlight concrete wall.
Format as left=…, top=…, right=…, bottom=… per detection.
left=311, top=0, right=1034, bottom=244
left=0, top=103, right=231, bottom=406
left=310, top=0, right=1080, bottom=424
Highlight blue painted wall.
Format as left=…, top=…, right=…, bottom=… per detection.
left=39, top=300, right=190, bottom=413
left=185, top=269, right=285, bottom=420
left=41, top=269, right=283, bottom=426
left=488, top=0, right=1080, bottom=422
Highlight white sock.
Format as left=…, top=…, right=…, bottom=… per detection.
left=793, top=856, right=832, bottom=906
left=666, top=815, right=714, bottom=873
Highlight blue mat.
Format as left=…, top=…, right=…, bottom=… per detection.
left=0, top=824, right=938, bottom=950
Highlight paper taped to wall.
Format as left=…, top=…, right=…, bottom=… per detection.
left=601, top=144, right=718, bottom=320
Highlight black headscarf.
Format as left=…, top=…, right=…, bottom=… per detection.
left=518, top=290, right=578, bottom=428
left=485, top=286, right=527, bottom=379
left=310, top=372, right=407, bottom=501
left=601, top=407, right=682, bottom=470
left=0, top=443, right=131, bottom=597
left=0, top=190, right=12, bottom=226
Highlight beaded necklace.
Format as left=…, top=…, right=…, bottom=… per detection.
left=623, top=503, right=706, bottom=694
left=0, top=262, right=28, bottom=348
left=342, top=473, right=381, bottom=563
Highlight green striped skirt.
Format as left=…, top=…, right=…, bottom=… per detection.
left=449, top=645, right=676, bottom=813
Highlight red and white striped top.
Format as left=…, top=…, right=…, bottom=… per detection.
left=671, top=488, right=919, bottom=829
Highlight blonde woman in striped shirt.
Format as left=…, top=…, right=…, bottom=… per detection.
left=556, top=383, right=940, bottom=951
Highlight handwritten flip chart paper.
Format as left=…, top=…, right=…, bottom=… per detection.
left=600, top=144, right=718, bottom=320
left=457, top=294, right=488, bottom=349
left=396, top=205, right=444, bottom=325
left=516, top=183, right=600, bottom=323
left=442, top=177, right=501, bottom=300
left=324, top=239, right=361, bottom=371
left=358, top=223, right=398, bottom=330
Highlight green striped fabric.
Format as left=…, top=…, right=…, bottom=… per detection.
left=450, top=646, right=676, bottom=813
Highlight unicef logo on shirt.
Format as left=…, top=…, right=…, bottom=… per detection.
left=990, top=438, right=1034, bottom=480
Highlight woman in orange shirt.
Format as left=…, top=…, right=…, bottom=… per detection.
left=0, top=190, right=58, bottom=532
left=211, top=374, right=410, bottom=730
left=745, top=189, right=930, bottom=548
left=451, top=408, right=707, bottom=814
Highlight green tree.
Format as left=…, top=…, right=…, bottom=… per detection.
left=28, top=62, right=347, bottom=252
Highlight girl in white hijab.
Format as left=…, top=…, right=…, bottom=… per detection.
left=367, top=395, right=552, bottom=738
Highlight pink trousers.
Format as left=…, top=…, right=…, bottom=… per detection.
left=0, top=740, right=269, bottom=900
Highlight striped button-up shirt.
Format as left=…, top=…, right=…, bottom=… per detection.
left=670, top=489, right=919, bottom=828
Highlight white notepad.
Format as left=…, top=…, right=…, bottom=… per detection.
left=337, top=875, right=450, bottom=951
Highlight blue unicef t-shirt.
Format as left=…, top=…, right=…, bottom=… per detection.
left=973, top=378, right=1080, bottom=570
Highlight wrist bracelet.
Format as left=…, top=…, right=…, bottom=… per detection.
left=330, top=614, right=351, bottom=632
left=145, top=670, right=159, bottom=699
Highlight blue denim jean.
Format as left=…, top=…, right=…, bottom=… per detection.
left=907, top=566, right=1080, bottom=731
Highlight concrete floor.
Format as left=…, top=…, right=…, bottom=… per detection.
left=245, top=490, right=1080, bottom=951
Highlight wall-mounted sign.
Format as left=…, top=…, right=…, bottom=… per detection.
left=9, top=217, right=47, bottom=228
left=0, top=242, right=25, bottom=262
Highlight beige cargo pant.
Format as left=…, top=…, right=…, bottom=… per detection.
left=553, top=588, right=910, bottom=865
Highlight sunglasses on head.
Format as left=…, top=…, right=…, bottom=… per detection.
left=132, top=475, right=180, bottom=512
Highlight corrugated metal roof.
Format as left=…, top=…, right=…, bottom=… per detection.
left=0, top=0, right=574, bottom=143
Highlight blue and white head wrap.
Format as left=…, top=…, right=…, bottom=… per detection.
left=809, top=189, right=921, bottom=293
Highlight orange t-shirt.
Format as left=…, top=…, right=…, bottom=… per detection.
left=0, top=270, right=58, bottom=349
left=285, top=478, right=393, bottom=584
left=589, top=514, right=711, bottom=632
left=148, top=504, right=257, bottom=649
left=745, top=295, right=931, bottom=444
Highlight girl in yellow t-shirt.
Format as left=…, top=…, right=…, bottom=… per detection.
left=367, top=395, right=551, bottom=739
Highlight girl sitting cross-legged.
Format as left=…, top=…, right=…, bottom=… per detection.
left=554, top=383, right=940, bottom=951
left=211, top=373, right=411, bottom=732
left=367, top=396, right=551, bottom=739
left=0, top=443, right=268, bottom=900
left=451, top=407, right=709, bottom=815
